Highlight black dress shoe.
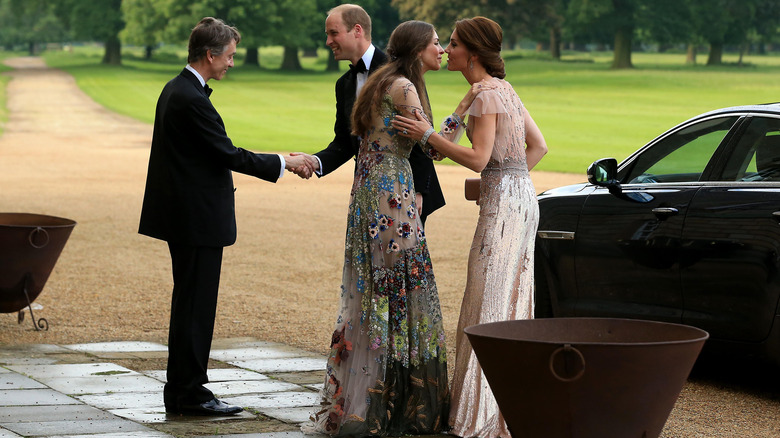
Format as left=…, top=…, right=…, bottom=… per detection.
left=170, top=398, right=243, bottom=416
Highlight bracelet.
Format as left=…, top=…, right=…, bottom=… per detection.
left=443, top=113, right=463, bottom=134
left=421, top=127, right=435, bottom=145
left=452, top=113, right=463, bottom=125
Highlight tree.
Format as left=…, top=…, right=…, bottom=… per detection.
left=362, top=0, right=402, bottom=48
left=1, top=0, right=66, bottom=54
left=121, top=0, right=167, bottom=59
left=392, top=0, right=477, bottom=38
left=140, top=0, right=279, bottom=67
left=538, top=0, right=569, bottom=59
left=752, top=0, right=780, bottom=54
left=567, top=0, right=691, bottom=68
left=198, top=0, right=278, bottom=68
left=55, top=0, right=124, bottom=65
left=689, top=0, right=758, bottom=65
left=265, top=0, right=319, bottom=71
left=392, top=0, right=557, bottom=54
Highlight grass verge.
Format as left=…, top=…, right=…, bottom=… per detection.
left=41, top=45, right=780, bottom=174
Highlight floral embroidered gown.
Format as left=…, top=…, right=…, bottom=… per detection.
left=303, top=77, right=449, bottom=436
left=447, top=78, right=540, bottom=438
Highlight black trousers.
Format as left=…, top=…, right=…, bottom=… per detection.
left=164, top=242, right=223, bottom=409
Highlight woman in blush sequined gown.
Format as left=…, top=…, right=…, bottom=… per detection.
left=302, top=21, right=450, bottom=437
left=393, top=16, right=549, bottom=438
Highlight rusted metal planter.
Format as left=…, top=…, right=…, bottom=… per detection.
left=464, top=318, right=708, bottom=438
left=0, top=213, right=76, bottom=330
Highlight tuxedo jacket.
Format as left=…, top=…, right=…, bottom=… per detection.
left=315, top=48, right=445, bottom=220
left=139, top=68, right=281, bottom=247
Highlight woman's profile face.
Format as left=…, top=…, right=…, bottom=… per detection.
left=445, top=29, right=469, bottom=72
left=420, top=31, right=444, bottom=74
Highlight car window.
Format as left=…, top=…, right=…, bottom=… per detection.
left=720, top=116, right=780, bottom=182
left=623, top=116, right=738, bottom=184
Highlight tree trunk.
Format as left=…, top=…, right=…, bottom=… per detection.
left=550, top=26, right=561, bottom=60
left=303, top=48, right=317, bottom=57
left=611, top=25, right=633, bottom=69
left=28, top=42, right=35, bottom=55
left=686, top=44, right=697, bottom=65
left=326, top=50, right=339, bottom=72
left=245, top=46, right=260, bottom=67
left=280, top=46, right=302, bottom=71
left=737, top=43, right=748, bottom=66
left=706, top=43, right=723, bottom=65
left=102, top=35, right=121, bottom=65
left=144, top=45, right=153, bottom=60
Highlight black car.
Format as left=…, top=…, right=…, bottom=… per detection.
left=535, top=103, right=780, bottom=365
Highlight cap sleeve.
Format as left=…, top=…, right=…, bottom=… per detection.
left=467, top=89, right=507, bottom=117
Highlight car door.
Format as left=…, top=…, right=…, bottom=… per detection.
left=573, top=115, right=741, bottom=322
left=682, top=115, right=780, bottom=342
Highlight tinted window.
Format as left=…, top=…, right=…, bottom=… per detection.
left=623, top=116, right=739, bottom=184
left=720, top=116, right=780, bottom=182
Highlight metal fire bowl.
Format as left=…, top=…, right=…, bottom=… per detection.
left=0, top=213, right=76, bottom=313
left=465, top=317, right=709, bottom=438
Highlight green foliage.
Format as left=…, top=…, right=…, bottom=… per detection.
left=42, top=46, right=780, bottom=174
left=0, top=0, right=67, bottom=51
left=121, top=0, right=168, bottom=49
left=56, top=0, right=124, bottom=42
left=0, top=53, right=13, bottom=135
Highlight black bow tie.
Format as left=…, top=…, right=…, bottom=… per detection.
left=350, top=59, right=367, bottom=74
left=204, top=84, right=212, bottom=97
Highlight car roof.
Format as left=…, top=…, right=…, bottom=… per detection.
left=695, top=103, right=780, bottom=119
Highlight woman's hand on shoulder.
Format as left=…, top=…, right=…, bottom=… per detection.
left=467, top=78, right=496, bottom=101
left=456, top=78, right=496, bottom=118
left=392, top=109, right=431, bottom=141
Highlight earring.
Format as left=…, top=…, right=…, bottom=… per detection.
left=469, top=60, right=474, bottom=71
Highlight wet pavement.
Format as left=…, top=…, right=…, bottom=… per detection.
left=0, top=338, right=336, bottom=437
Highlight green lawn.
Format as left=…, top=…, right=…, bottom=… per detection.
left=39, top=46, right=780, bottom=174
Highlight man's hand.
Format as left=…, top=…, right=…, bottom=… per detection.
left=284, top=153, right=316, bottom=179
left=287, top=152, right=319, bottom=179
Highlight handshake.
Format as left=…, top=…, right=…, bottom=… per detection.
left=283, top=152, right=319, bottom=179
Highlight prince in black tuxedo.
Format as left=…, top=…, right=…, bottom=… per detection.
left=139, top=17, right=309, bottom=416
left=294, top=4, right=444, bottom=223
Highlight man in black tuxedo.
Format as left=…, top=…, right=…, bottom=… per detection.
left=139, top=17, right=309, bottom=416
left=293, top=3, right=445, bottom=224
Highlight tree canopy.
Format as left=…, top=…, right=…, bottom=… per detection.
left=2, top=0, right=779, bottom=69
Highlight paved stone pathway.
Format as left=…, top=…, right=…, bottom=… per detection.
left=0, top=339, right=330, bottom=437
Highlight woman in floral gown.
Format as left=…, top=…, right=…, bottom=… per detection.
left=302, top=20, right=450, bottom=437
left=393, top=16, right=549, bottom=438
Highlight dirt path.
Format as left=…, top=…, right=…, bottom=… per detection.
left=0, top=57, right=777, bottom=437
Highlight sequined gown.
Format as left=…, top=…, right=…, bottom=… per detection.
left=448, top=78, right=539, bottom=438
left=303, top=77, right=449, bottom=437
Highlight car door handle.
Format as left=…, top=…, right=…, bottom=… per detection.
left=652, top=207, right=679, bottom=219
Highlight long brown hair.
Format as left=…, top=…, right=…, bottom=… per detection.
left=351, top=20, right=434, bottom=137
left=454, top=16, right=505, bottom=79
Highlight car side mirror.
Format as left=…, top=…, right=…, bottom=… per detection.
left=588, top=158, right=622, bottom=195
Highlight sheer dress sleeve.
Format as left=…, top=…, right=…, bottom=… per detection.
left=438, top=89, right=508, bottom=145
left=389, top=78, right=443, bottom=161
